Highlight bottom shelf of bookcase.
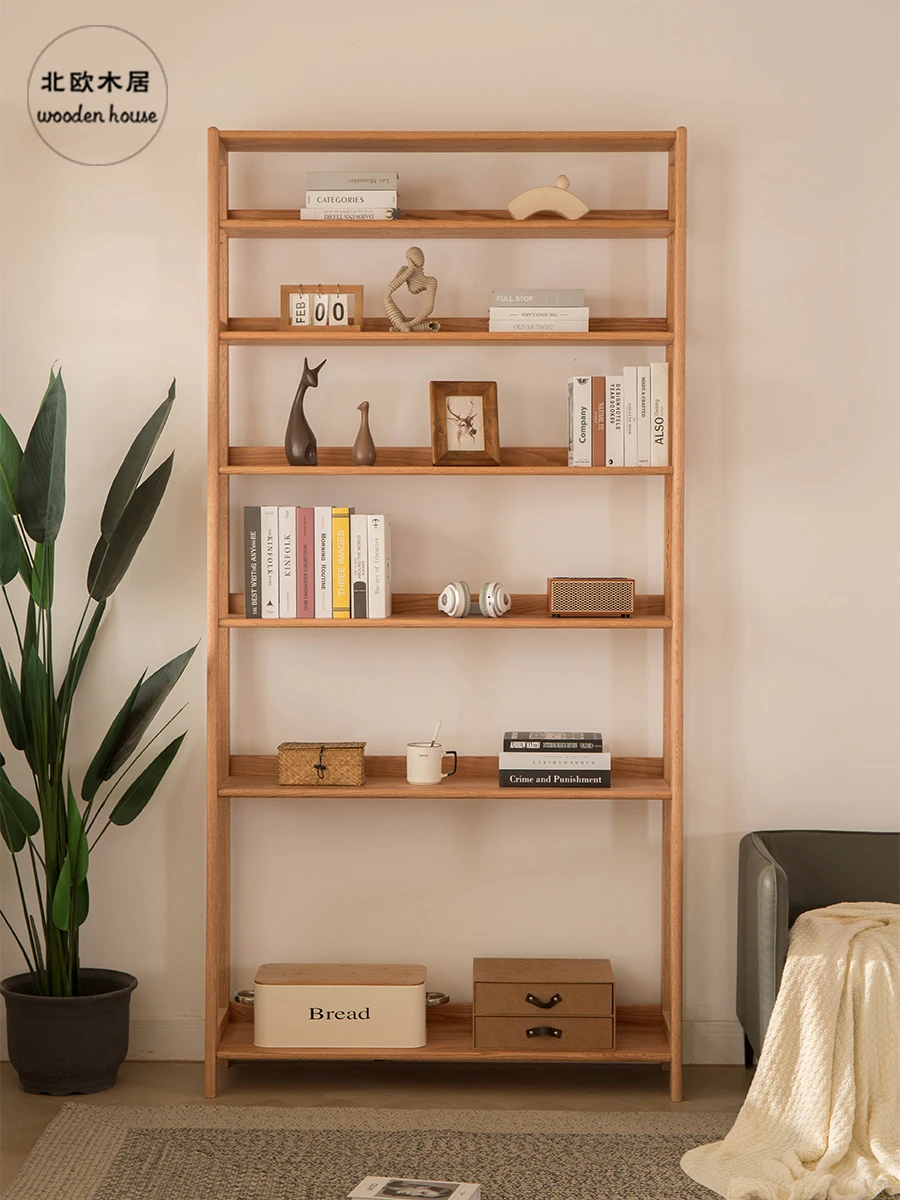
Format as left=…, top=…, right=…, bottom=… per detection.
left=217, top=1002, right=670, bottom=1064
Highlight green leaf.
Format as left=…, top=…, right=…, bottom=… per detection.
left=21, top=600, right=36, bottom=683
left=51, top=857, right=72, bottom=929
left=57, top=600, right=106, bottom=710
left=104, top=644, right=196, bottom=777
left=101, top=383, right=175, bottom=540
left=109, top=732, right=186, bottom=826
left=18, top=370, right=67, bottom=545
left=29, top=543, right=54, bottom=609
left=0, top=413, right=23, bottom=515
left=0, top=769, right=40, bottom=852
left=81, top=676, right=143, bottom=802
left=87, top=454, right=173, bottom=601
left=66, top=778, right=89, bottom=883
left=20, top=647, right=49, bottom=772
left=0, top=650, right=26, bottom=750
left=0, top=505, right=20, bottom=584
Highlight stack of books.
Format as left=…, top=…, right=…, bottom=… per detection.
left=498, top=730, right=610, bottom=788
left=489, top=288, right=588, bottom=333
left=243, top=506, right=391, bottom=620
left=567, top=364, right=669, bottom=468
left=301, top=170, right=400, bottom=221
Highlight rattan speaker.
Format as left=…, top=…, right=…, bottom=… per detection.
left=547, top=577, right=635, bottom=617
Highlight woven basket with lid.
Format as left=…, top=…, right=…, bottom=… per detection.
left=277, top=741, right=366, bottom=787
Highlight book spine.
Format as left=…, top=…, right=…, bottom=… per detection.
left=350, top=513, right=368, bottom=618
left=651, top=361, right=669, bottom=467
left=591, top=376, right=606, bottom=467
left=300, top=208, right=399, bottom=220
left=487, top=307, right=589, bottom=320
left=314, top=506, right=332, bottom=618
left=277, top=506, right=296, bottom=619
left=259, top=506, right=279, bottom=618
left=306, top=171, right=398, bottom=189
left=636, top=365, right=652, bottom=467
left=243, top=506, right=261, bottom=619
left=331, top=507, right=352, bottom=619
left=569, top=377, right=591, bottom=466
left=488, top=319, right=589, bottom=332
left=503, top=737, right=604, bottom=752
left=499, top=752, right=611, bottom=770
left=366, top=514, right=392, bottom=618
left=492, top=289, right=585, bottom=306
left=623, top=366, right=638, bottom=467
left=305, top=190, right=397, bottom=207
left=296, top=507, right=315, bottom=617
left=605, top=376, right=624, bottom=467
left=498, top=769, right=611, bottom=787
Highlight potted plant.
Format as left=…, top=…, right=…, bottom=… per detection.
left=0, top=370, right=194, bottom=1094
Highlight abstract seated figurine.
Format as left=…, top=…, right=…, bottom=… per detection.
left=507, top=174, right=589, bottom=221
left=383, top=246, right=440, bottom=332
left=284, top=356, right=326, bottom=466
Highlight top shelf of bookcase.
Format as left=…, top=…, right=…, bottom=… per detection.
left=217, top=130, right=679, bottom=154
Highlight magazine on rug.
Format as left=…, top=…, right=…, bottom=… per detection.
left=348, top=1178, right=481, bottom=1200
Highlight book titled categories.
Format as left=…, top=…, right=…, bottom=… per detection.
left=567, top=365, right=669, bottom=467
left=243, top=507, right=391, bottom=620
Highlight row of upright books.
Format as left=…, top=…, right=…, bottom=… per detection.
left=488, top=288, right=588, bottom=333
left=243, top=506, right=392, bottom=620
left=568, top=364, right=669, bottom=468
left=498, top=731, right=610, bottom=788
left=300, top=170, right=400, bottom=221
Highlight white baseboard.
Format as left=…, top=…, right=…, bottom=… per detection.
left=2, top=1016, right=745, bottom=1066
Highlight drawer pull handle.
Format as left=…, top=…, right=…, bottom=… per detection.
left=525, top=991, right=562, bottom=1009
left=526, top=1025, right=562, bottom=1038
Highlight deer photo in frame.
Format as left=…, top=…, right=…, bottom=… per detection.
left=429, top=381, right=500, bottom=467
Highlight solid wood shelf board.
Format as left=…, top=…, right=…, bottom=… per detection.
left=220, top=755, right=669, bottom=800
left=217, top=131, right=678, bottom=153
left=221, top=317, right=673, bottom=346
left=223, top=592, right=670, bottom=629
left=223, top=209, right=673, bottom=239
left=223, top=446, right=673, bottom=476
left=217, top=1002, right=670, bottom=1062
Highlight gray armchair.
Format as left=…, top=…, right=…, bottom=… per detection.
left=737, top=830, right=900, bottom=1066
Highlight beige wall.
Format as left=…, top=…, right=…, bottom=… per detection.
left=1, top=0, right=897, bottom=1064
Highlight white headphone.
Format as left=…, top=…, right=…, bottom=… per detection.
left=437, top=581, right=511, bottom=619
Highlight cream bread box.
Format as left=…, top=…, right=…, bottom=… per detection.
left=253, top=964, right=427, bottom=1048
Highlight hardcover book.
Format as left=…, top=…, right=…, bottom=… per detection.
left=278, top=506, right=297, bottom=620
left=651, top=361, right=669, bottom=467
left=605, top=376, right=624, bottom=467
left=591, top=376, right=606, bottom=467
left=296, top=507, right=315, bottom=617
left=567, top=377, right=592, bottom=467
left=260, top=506, right=279, bottom=619
left=243, top=506, right=261, bottom=619
left=300, top=208, right=399, bottom=221
left=348, top=1180, right=480, bottom=1200
left=331, top=506, right=353, bottom=619
left=499, top=769, right=611, bottom=787
left=306, top=190, right=398, bottom=208
left=492, top=288, right=584, bottom=307
left=503, top=731, right=604, bottom=751
left=487, top=306, right=589, bottom=321
left=307, top=171, right=398, bottom=189
left=367, top=515, right=392, bottom=619
left=314, top=506, right=333, bottom=619
left=622, top=366, right=638, bottom=467
left=489, top=319, right=589, bottom=332
left=636, top=365, right=652, bottom=468
left=350, top=513, right=369, bottom=618
left=499, top=751, right=611, bottom=771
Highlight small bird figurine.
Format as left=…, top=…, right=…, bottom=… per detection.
left=352, top=401, right=377, bottom=466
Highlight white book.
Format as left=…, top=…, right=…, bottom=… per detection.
left=307, top=171, right=398, bottom=189
left=278, top=506, right=296, bottom=619
left=259, top=506, right=279, bottom=619
left=366, top=515, right=392, bottom=619
left=567, top=376, right=591, bottom=467
left=499, top=751, right=611, bottom=771
left=349, top=1180, right=480, bottom=1200
left=493, top=288, right=584, bottom=306
left=488, top=319, right=589, bottom=332
left=488, top=306, right=589, bottom=321
left=314, top=506, right=332, bottom=618
left=300, top=208, right=398, bottom=221
left=622, top=366, right=638, bottom=467
left=605, top=376, right=624, bottom=467
left=305, top=189, right=397, bottom=208
left=651, top=361, right=669, bottom=466
left=636, top=365, right=652, bottom=467
left=350, top=513, right=368, bottom=619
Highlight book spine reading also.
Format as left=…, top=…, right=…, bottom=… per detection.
left=307, top=171, right=398, bottom=189
left=278, top=506, right=297, bottom=620
left=305, top=190, right=398, bottom=208
left=243, top=506, right=261, bottom=619
left=300, top=208, right=399, bottom=221
left=622, top=366, right=638, bottom=467
left=350, top=513, right=368, bottom=618
left=296, top=507, right=315, bottom=617
left=259, top=506, right=279, bottom=619
left=605, top=376, right=624, bottom=466
left=498, top=769, right=611, bottom=788
left=503, top=732, right=604, bottom=751
left=314, top=506, right=332, bottom=618
left=331, top=506, right=353, bottom=619
left=591, top=376, right=606, bottom=467
left=499, top=752, right=611, bottom=771
left=636, top=365, right=652, bottom=468
left=567, top=377, right=592, bottom=467
left=492, top=288, right=584, bottom=307
left=367, top=515, right=392, bottom=619
left=651, top=361, right=669, bottom=467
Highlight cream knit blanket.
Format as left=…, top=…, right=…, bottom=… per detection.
left=682, top=902, right=900, bottom=1200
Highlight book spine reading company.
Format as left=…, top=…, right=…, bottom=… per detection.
left=622, top=366, right=638, bottom=467
left=591, top=376, right=606, bottom=466
left=307, top=171, right=398, bottom=189
left=350, top=513, right=368, bottom=618
left=567, top=377, right=592, bottom=467
left=331, top=506, right=353, bottom=619
left=651, top=360, right=669, bottom=467
left=243, top=506, right=261, bottom=619
left=366, top=514, right=392, bottom=619
left=498, top=769, right=611, bottom=788
left=278, top=506, right=297, bottom=620
left=503, top=732, right=604, bottom=751
left=605, top=376, right=624, bottom=466
left=296, top=507, right=315, bottom=617
left=492, top=288, right=584, bottom=307
left=314, top=506, right=332, bottom=618
left=259, top=506, right=279, bottom=619
left=305, top=190, right=398, bottom=208
left=636, top=365, right=651, bottom=468
left=499, top=752, right=611, bottom=771
left=300, top=208, right=399, bottom=221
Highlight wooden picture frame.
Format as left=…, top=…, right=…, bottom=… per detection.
left=429, top=381, right=500, bottom=466
left=279, top=284, right=364, bottom=331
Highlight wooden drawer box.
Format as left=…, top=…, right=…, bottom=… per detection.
left=473, top=958, right=615, bottom=1050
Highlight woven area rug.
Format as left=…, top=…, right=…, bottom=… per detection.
left=8, top=1104, right=734, bottom=1200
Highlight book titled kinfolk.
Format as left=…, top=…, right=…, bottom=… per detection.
left=348, top=1179, right=481, bottom=1200
left=243, top=506, right=261, bottom=619
left=259, top=506, right=279, bottom=619
left=307, top=171, right=398, bottom=189
left=492, top=288, right=584, bottom=307
left=503, top=731, right=604, bottom=751
left=278, top=506, right=297, bottom=620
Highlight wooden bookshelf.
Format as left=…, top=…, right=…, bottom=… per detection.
left=206, top=127, right=686, bottom=1101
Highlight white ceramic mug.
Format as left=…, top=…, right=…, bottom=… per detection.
left=406, top=742, right=458, bottom=785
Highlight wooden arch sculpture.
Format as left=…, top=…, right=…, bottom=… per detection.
left=507, top=174, right=589, bottom=221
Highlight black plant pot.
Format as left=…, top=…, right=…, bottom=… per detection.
left=0, top=968, right=137, bottom=1095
